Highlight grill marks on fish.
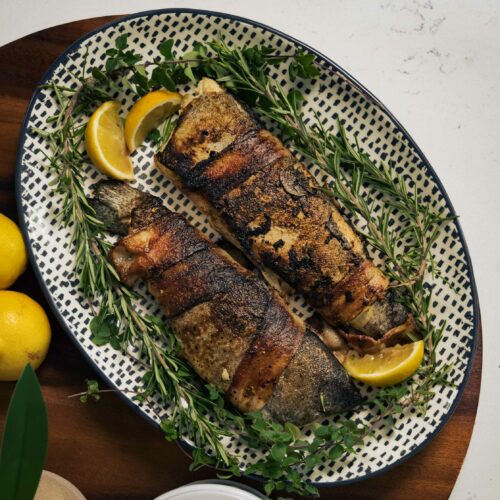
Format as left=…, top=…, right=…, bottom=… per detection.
left=155, top=80, right=407, bottom=344
left=218, top=156, right=367, bottom=302
left=228, top=294, right=306, bottom=412
left=150, top=249, right=248, bottom=317
left=110, top=210, right=209, bottom=288
left=172, top=300, right=256, bottom=393
left=186, top=129, right=290, bottom=201
left=94, top=181, right=362, bottom=423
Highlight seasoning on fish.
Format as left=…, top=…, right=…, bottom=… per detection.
left=155, top=78, right=416, bottom=352
left=90, top=181, right=362, bottom=424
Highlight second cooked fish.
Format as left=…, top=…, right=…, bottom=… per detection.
left=91, top=180, right=362, bottom=425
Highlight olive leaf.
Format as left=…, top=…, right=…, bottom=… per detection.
left=0, top=364, right=48, bottom=500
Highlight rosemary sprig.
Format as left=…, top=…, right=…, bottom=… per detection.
left=36, top=70, right=242, bottom=470
left=34, top=32, right=457, bottom=498
left=148, top=115, right=177, bottom=152
left=197, top=37, right=454, bottom=411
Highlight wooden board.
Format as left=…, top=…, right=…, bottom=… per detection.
left=0, top=16, right=482, bottom=500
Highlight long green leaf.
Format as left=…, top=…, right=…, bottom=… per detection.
left=0, top=364, right=48, bottom=500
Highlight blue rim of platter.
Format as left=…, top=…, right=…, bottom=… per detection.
left=15, top=8, right=480, bottom=489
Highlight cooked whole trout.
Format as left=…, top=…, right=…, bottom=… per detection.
left=91, top=181, right=362, bottom=424
left=155, top=79, right=415, bottom=352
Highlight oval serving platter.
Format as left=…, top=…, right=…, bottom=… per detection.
left=16, top=9, right=478, bottom=487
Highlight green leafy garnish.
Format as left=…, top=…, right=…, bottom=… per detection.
left=79, top=379, right=101, bottom=403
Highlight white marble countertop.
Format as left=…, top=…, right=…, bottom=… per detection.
left=2, top=1, right=499, bottom=498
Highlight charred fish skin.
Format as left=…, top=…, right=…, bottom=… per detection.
left=155, top=79, right=414, bottom=346
left=91, top=181, right=362, bottom=424
left=162, top=79, right=257, bottom=182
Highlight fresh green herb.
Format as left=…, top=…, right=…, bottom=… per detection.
left=289, top=49, right=320, bottom=81
left=148, top=115, right=177, bottom=152
left=70, top=378, right=103, bottom=403
left=35, top=32, right=456, bottom=498
left=0, top=365, right=48, bottom=500
left=80, top=378, right=101, bottom=402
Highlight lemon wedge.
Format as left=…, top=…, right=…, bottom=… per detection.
left=85, top=101, right=134, bottom=180
left=343, top=341, right=424, bottom=387
left=124, top=89, right=182, bottom=152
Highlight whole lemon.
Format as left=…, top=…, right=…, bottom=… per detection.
left=0, top=214, right=28, bottom=289
left=0, top=291, right=51, bottom=381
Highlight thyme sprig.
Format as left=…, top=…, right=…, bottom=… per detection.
left=34, top=32, right=456, bottom=497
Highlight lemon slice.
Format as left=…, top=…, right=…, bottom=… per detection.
left=85, top=101, right=134, bottom=180
left=124, top=89, right=182, bottom=152
left=343, top=341, right=424, bottom=387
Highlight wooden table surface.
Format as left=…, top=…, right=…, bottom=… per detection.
left=0, top=16, right=482, bottom=500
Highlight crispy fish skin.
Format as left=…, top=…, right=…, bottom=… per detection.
left=155, top=79, right=413, bottom=345
left=263, top=332, right=359, bottom=424
left=92, top=181, right=362, bottom=424
left=163, top=80, right=257, bottom=180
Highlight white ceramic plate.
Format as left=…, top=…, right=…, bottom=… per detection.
left=16, top=9, right=478, bottom=487
left=155, top=480, right=264, bottom=500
